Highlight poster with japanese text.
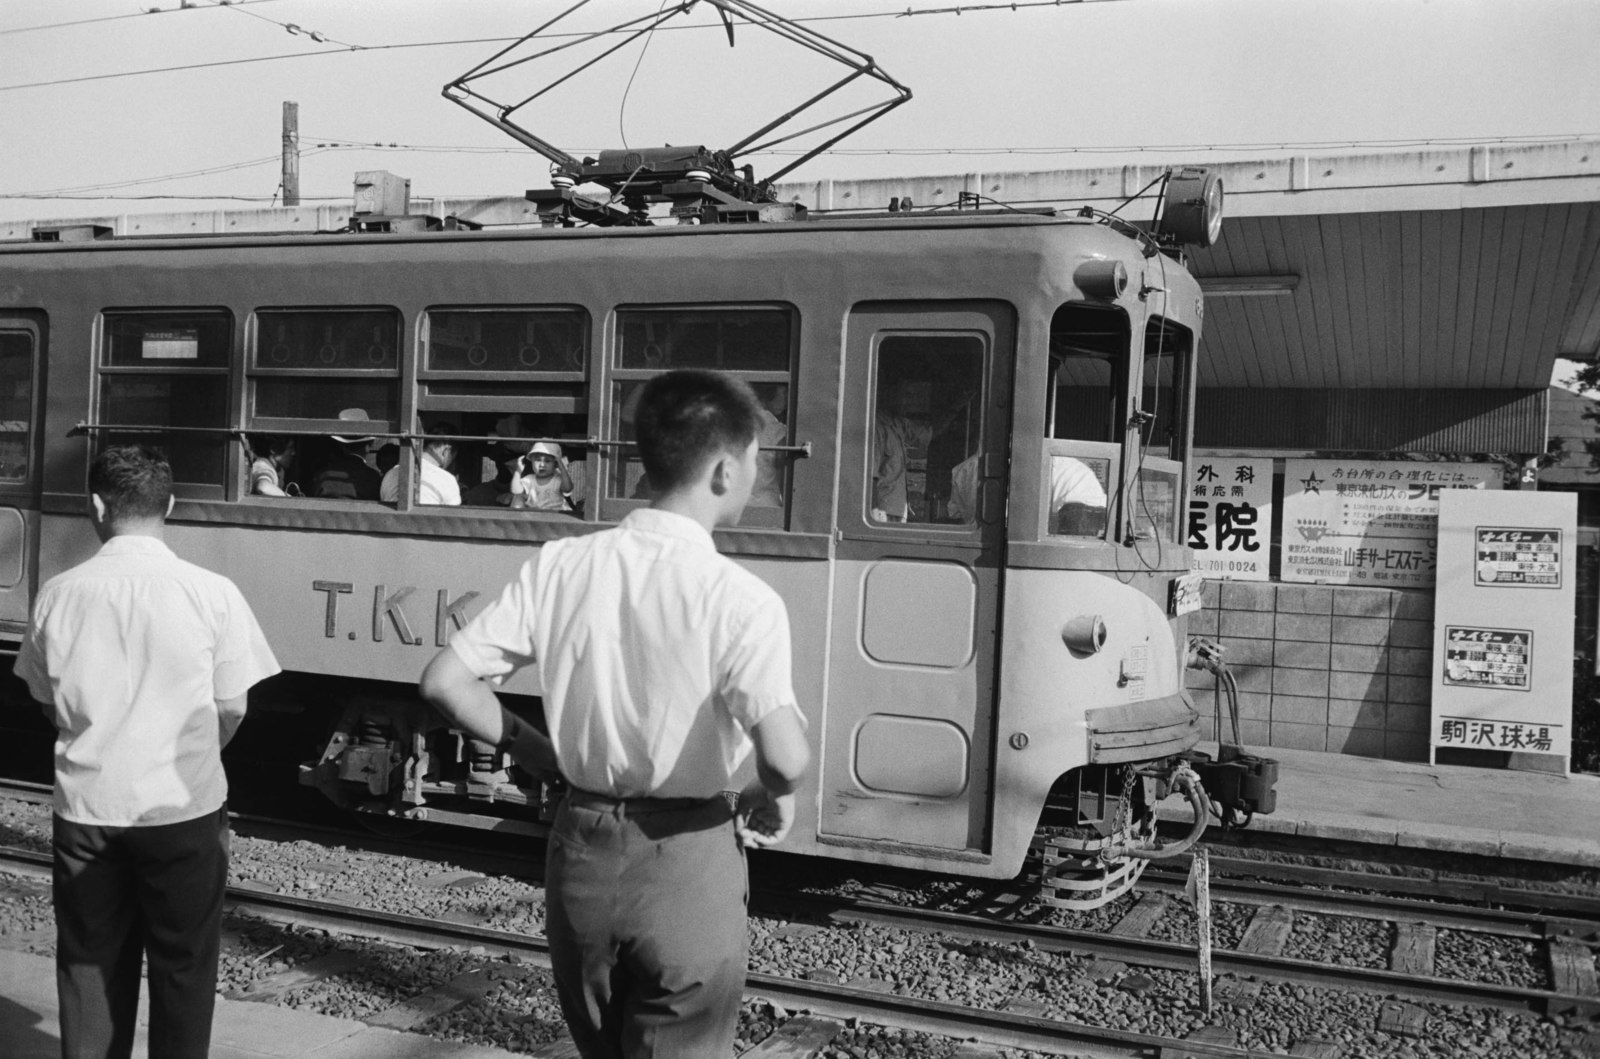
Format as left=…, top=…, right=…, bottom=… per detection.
left=1187, top=457, right=1273, bottom=580
left=1280, top=459, right=1500, bottom=587
left=1431, top=490, right=1574, bottom=767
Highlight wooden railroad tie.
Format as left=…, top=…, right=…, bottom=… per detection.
left=1388, top=921, right=1437, bottom=976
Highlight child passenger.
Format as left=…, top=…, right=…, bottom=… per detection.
left=509, top=441, right=577, bottom=512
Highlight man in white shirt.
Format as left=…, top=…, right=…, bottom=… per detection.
left=15, top=445, right=280, bottom=1059
left=380, top=425, right=461, bottom=506
left=420, top=370, right=810, bottom=1059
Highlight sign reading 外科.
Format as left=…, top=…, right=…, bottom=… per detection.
left=1280, top=460, right=1499, bottom=587
left=1431, top=490, right=1575, bottom=769
left=1186, top=457, right=1273, bottom=581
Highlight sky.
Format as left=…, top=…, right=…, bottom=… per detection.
left=2, top=0, right=1597, bottom=224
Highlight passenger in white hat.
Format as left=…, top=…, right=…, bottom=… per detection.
left=510, top=440, right=576, bottom=512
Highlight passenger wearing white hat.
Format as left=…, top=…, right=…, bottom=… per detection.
left=510, top=440, right=576, bottom=512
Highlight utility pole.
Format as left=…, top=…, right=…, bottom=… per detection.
left=281, top=101, right=300, bottom=207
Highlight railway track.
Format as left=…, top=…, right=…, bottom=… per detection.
left=3, top=784, right=1597, bottom=1054
left=0, top=844, right=1270, bottom=1058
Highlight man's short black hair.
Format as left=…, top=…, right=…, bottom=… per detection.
left=635, top=370, right=764, bottom=492
left=90, top=445, right=172, bottom=523
left=423, top=423, right=457, bottom=458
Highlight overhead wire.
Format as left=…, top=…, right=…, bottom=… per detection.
left=0, top=0, right=281, bottom=36
left=0, top=0, right=1132, bottom=93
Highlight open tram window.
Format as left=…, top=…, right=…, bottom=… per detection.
left=417, top=308, right=589, bottom=513
left=608, top=306, right=795, bottom=527
left=869, top=335, right=985, bottom=526
left=1131, top=317, right=1194, bottom=542
left=99, top=311, right=232, bottom=495
left=247, top=308, right=400, bottom=500
left=1041, top=303, right=1128, bottom=539
left=0, top=329, right=35, bottom=484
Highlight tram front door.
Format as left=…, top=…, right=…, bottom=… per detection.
left=820, top=303, right=1012, bottom=855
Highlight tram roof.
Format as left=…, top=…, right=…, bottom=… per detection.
left=5, top=139, right=1599, bottom=394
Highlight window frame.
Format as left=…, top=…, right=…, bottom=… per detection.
left=245, top=306, right=404, bottom=437
left=96, top=307, right=236, bottom=500
left=602, top=302, right=799, bottom=528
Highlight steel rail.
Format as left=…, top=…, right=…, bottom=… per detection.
left=768, top=892, right=1597, bottom=1017
left=1138, top=868, right=1600, bottom=940
left=0, top=843, right=1263, bottom=1059
left=1160, top=853, right=1600, bottom=919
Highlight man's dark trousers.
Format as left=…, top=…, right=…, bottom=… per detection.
left=545, top=792, right=749, bottom=1059
left=52, top=806, right=229, bottom=1059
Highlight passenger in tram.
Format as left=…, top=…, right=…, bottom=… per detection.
left=15, top=445, right=280, bottom=1059
left=312, top=408, right=382, bottom=500
left=509, top=441, right=578, bottom=512
left=247, top=434, right=299, bottom=497
left=871, top=393, right=932, bottom=522
left=420, top=369, right=810, bottom=1059
left=749, top=384, right=789, bottom=509
left=380, top=424, right=462, bottom=506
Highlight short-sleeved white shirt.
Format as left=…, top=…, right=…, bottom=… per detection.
left=448, top=508, right=802, bottom=799
left=381, top=455, right=462, bottom=506
left=15, top=535, right=281, bottom=827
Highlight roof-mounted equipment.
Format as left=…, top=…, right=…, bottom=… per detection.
left=442, top=0, right=910, bottom=227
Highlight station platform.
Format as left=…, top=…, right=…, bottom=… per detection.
left=1165, top=743, right=1600, bottom=870
left=0, top=948, right=535, bottom=1059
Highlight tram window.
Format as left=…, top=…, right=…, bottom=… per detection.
left=418, top=309, right=591, bottom=513
left=1046, top=454, right=1111, bottom=538
left=248, top=309, right=400, bottom=500
left=0, top=331, right=34, bottom=482
left=1140, top=317, right=1192, bottom=461
left=1048, top=303, right=1128, bottom=443
left=100, top=311, right=232, bottom=490
left=617, top=308, right=789, bottom=372
left=607, top=307, right=794, bottom=525
left=870, top=335, right=985, bottom=525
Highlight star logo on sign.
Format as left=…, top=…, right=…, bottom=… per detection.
left=1299, top=471, right=1323, bottom=494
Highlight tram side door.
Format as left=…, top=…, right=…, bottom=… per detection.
left=0, top=316, right=42, bottom=645
left=821, top=303, right=1012, bottom=854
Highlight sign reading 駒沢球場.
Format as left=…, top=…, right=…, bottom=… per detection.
left=1280, top=460, right=1500, bottom=587
left=1431, top=490, right=1575, bottom=768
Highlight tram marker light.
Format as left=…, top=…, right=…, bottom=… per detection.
left=1075, top=259, right=1128, bottom=301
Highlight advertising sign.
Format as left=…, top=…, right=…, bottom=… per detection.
left=1281, top=460, right=1499, bottom=586
left=1186, top=457, right=1273, bottom=580
left=1431, top=490, right=1575, bottom=769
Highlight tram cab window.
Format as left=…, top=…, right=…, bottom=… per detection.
left=0, top=330, right=35, bottom=483
left=417, top=308, right=589, bottom=514
left=100, top=311, right=232, bottom=494
left=1131, top=317, right=1193, bottom=542
left=869, top=335, right=985, bottom=525
left=1043, top=303, right=1127, bottom=538
left=247, top=308, right=400, bottom=499
left=608, top=306, right=795, bottom=527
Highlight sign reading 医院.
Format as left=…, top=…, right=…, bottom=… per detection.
left=1187, top=457, right=1273, bottom=581
left=1280, top=460, right=1499, bottom=587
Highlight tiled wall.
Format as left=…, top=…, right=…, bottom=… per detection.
left=1184, top=580, right=1435, bottom=760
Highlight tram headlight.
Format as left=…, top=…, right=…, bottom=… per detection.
left=1159, top=167, right=1224, bottom=248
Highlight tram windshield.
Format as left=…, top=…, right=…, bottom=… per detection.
left=1043, top=303, right=1126, bottom=539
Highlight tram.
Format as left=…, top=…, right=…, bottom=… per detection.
left=0, top=158, right=1268, bottom=907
